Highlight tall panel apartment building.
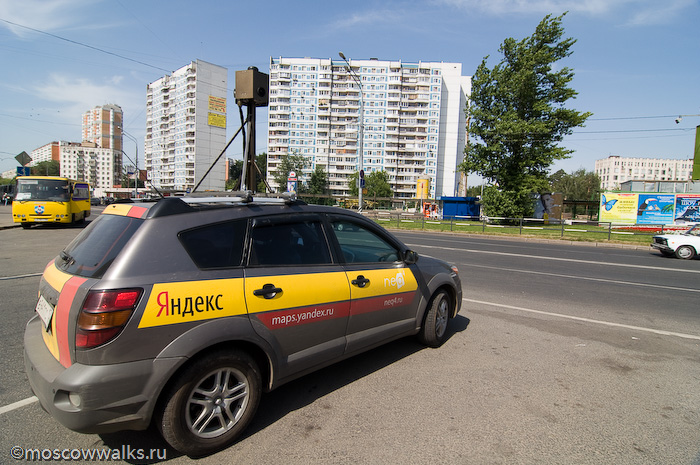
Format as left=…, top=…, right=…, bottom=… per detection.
left=82, top=104, right=123, bottom=151
left=595, top=155, right=694, bottom=190
left=268, top=57, right=470, bottom=199
left=145, top=60, right=228, bottom=191
left=58, top=141, right=122, bottom=190
left=30, top=141, right=61, bottom=165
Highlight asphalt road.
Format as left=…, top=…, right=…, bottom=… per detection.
left=0, top=214, right=698, bottom=464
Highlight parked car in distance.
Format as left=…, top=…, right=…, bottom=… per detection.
left=24, top=193, right=463, bottom=456
left=651, top=224, right=700, bottom=259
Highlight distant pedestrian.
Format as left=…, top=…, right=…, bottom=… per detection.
left=2, top=193, right=9, bottom=205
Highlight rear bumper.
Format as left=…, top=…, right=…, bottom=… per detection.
left=24, top=316, right=183, bottom=433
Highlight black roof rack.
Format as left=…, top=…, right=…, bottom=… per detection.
left=146, top=191, right=306, bottom=218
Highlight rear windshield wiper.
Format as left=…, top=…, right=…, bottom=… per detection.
left=59, top=250, right=75, bottom=266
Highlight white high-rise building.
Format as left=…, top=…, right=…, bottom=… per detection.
left=267, top=57, right=470, bottom=199
left=145, top=60, right=228, bottom=191
left=595, top=155, right=694, bottom=190
left=58, top=141, right=122, bottom=189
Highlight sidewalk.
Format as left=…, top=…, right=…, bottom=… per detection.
left=0, top=204, right=17, bottom=230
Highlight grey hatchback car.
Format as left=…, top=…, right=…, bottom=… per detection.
left=24, top=194, right=462, bottom=456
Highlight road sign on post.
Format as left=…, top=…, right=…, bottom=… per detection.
left=17, top=166, right=30, bottom=176
left=15, top=151, right=32, bottom=166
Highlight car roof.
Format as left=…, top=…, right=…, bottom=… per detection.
left=100, top=191, right=361, bottom=222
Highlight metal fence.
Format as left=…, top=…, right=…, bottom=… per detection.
left=361, top=210, right=682, bottom=242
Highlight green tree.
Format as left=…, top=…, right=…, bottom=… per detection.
left=464, top=185, right=483, bottom=197
left=549, top=168, right=601, bottom=201
left=255, top=152, right=268, bottom=192
left=226, top=159, right=244, bottom=190
left=348, top=170, right=392, bottom=198
left=460, top=13, right=591, bottom=216
left=31, top=161, right=60, bottom=176
left=273, top=152, right=308, bottom=193
left=305, top=165, right=332, bottom=205
left=226, top=153, right=269, bottom=192
left=480, top=185, right=535, bottom=219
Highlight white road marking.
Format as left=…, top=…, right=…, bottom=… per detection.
left=0, top=273, right=42, bottom=281
left=462, top=263, right=700, bottom=293
left=0, top=396, right=38, bottom=415
left=406, top=243, right=700, bottom=274
left=464, top=297, right=700, bottom=341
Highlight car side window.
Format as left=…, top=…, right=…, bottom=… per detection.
left=331, top=219, right=399, bottom=263
left=249, top=218, right=332, bottom=266
left=179, top=220, right=247, bottom=269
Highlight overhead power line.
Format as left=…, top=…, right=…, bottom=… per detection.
left=590, top=114, right=700, bottom=121
left=0, top=18, right=171, bottom=73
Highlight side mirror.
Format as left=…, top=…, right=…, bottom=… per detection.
left=403, top=250, right=419, bottom=265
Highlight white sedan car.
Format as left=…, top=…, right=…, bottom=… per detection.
left=651, top=224, right=700, bottom=259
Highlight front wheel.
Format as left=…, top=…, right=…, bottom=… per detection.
left=418, top=290, right=452, bottom=348
left=157, top=350, right=262, bottom=457
left=675, top=245, right=696, bottom=260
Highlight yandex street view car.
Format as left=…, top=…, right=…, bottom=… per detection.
left=24, top=193, right=463, bottom=456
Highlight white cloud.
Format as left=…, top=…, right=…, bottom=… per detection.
left=435, top=0, right=612, bottom=15
left=435, top=0, right=695, bottom=25
left=31, top=73, right=139, bottom=123
left=0, top=0, right=100, bottom=36
left=328, top=7, right=411, bottom=30
left=624, top=0, right=696, bottom=26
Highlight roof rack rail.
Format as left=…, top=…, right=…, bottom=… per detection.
left=180, top=190, right=301, bottom=206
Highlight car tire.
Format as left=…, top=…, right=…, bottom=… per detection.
left=157, top=349, right=262, bottom=457
left=675, top=245, right=696, bottom=260
left=418, top=289, right=452, bottom=348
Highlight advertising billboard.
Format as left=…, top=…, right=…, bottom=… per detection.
left=674, top=194, right=700, bottom=223
left=599, top=193, right=639, bottom=224
left=636, top=194, right=675, bottom=224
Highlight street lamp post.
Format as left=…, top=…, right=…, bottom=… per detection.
left=122, top=131, right=138, bottom=198
left=339, top=52, right=364, bottom=212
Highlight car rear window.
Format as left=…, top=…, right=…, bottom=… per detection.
left=55, top=214, right=143, bottom=278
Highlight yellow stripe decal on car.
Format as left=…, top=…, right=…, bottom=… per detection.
left=102, top=203, right=148, bottom=218
left=43, top=259, right=73, bottom=292
left=138, top=278, right=247, bottom=328
left=245, top=272, right=350, bottom=314
left=41, top=261, right=82, bottom=364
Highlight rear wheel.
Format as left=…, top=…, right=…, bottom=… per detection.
left=675, top=245, right=696, bottom=260
left=418, top=290, right=452, bottom=348
left=157, top=350, right=262, bottom=457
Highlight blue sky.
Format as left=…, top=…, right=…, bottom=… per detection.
left=1, top=0, right=699, bottom=185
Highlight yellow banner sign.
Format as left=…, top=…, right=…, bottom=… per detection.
left=208, top=95, right=226, bottom=113
left=208, top=112, right=226, bottom=128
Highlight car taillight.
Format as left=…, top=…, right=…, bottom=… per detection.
left=76, top=289, right=142, bottom=349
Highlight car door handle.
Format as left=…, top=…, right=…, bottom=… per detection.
left=253, top=283, right=283, bottom=299
left=352, top=275, right=370, bottom=288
